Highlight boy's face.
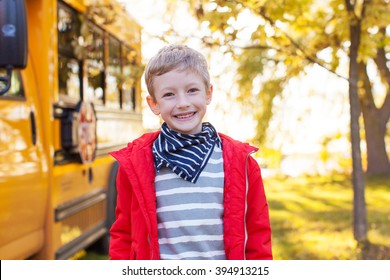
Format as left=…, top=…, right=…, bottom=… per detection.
left=147, top=68, right=212, bottom=134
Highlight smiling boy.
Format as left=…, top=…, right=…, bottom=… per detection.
left=109, top=45, right=272, bottom=260
left=146, top=67, right=212, bottom=135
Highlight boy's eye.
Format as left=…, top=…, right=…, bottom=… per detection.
left=188, top=88, right=199, bottom=94
left=162, top=92, right=174, bottom=98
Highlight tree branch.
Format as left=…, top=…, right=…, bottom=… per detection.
left=380, top=88, right=390, bottom=125
left=359, top=61, right=377, bottom=110
left=373, top=28, right=390, bottom=124
left=256, top=6, right=348, bottom=81
left=374, top=33, right=390, bottom=86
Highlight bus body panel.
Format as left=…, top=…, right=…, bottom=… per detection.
left=0, top=57, right=48, bottom=259
left=0, top=0, right=143, bottom=259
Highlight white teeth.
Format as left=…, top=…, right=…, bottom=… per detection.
left=176, top=113, right=194, bottom=119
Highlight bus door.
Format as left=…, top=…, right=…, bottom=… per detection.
left=0, top=67, right=48, bottom=260
left=0, top=0, right=48, bottom=260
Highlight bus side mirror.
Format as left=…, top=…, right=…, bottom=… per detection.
left=0, top=0, right=28, bottom=95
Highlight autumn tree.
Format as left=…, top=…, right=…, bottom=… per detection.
left=180, top=0, right=389, bottom=178
left=169, top=0, right=390, bottom=244
left=345, top=0, right=367, bottom=243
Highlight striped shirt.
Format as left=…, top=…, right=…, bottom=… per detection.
left=155, top=145, right=226, bottom=260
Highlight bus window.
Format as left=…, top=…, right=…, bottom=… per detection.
left=106, top=35, right=121, bottom=109
left=0, top=69, right=25, bottom=99
left=58, top=56, right=81, bottom=100
left=121, top=45, right=137, bottom=111
left=57, top=2, right=82, bottom=103
left=84, top=21, right=104, bottom=106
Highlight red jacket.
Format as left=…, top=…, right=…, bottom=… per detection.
left=109, top=131, right=272, bottom=260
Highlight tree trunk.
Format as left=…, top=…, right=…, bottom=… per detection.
left=359, top=62, right=390, bottom=177
left=363, top=111, right=390, bottom=176
left=346, top=0, right=367, bottom=243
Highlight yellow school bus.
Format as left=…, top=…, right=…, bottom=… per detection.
left=0, top=0, right=144, bottom=259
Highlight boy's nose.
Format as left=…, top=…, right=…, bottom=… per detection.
left=176, top=94, right=190, bottom=108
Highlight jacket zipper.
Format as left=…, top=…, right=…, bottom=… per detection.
left=244, top=150, right=256, bottom=260
left=132, top=190, right=155, bottom=259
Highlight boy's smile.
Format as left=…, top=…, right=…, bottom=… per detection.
left=147, top=68, right=213, bottom=134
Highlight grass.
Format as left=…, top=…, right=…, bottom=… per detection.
left=80, top=174, right=390, bottom=260
left=77, top=251, right=109, bottom=260
left=265, top=174, right=390, bottom=260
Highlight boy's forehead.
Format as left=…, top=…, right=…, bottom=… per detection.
left=157, top=67, right=201, bottom=79
left=152, top=69, right=208, bottom=91
left=156, top=68, right=200, bottom=82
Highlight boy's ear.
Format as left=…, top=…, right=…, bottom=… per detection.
left=146, top=95, right=160, bottom=115
left=206, top=84, right=213, bottom=105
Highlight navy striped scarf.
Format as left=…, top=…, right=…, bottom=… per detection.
left=153, top=122, right=221, bottom=183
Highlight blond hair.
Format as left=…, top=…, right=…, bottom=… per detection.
left=144, top=45, right=210, bottom=99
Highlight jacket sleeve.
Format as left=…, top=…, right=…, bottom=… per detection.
left=109, top=164, right=133, bottom=259
left=245, top=156, right=273, bottom=260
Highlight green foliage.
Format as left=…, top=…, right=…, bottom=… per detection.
left=253, top=79, right=284, bottom=145
left=257, top=146, right=283, bottom=169
left=182, top=0, right=389, bottom=148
